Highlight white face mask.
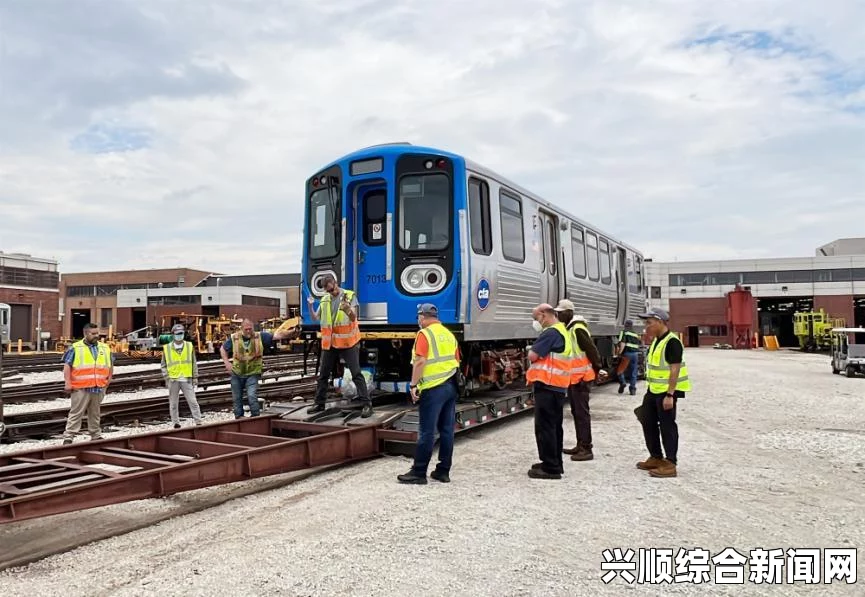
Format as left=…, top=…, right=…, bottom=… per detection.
left=532, top=319, right=543, bottom=333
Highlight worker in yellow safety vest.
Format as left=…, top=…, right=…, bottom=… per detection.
left=398, top=303, right=461, bottom=484
left=635, top=307, right=691, bottom=478
left=615, top=319, right=642, bottom=395
left=62, top=322, right=114, bottom=444
left=306, top=274, right=372, bottom=418
left=161, top=324, right=203, bottom=428
left=525, top=303, right=575, bottom=480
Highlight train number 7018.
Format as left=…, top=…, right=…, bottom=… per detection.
left=366, top=274, right=387, bottom=284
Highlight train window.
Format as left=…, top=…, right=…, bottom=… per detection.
left=468, top=178, right=492, bottom=256
left=538, top=215, right=546, bottom=272
left=599, top=239, right=611, bottom=285
left=546, top=219, right=556, bottom=276
left=635, top=256, right=643, bottom=290
left=363, top=190, right=387, bottom=246
left=398, top=174, right=450, bottom=251
left=571, top=225, right=586, bottom=278
left=586, top=231, right=599, bottom=281
left=500, top=190, right=525, bottom=263
left=0, top=309, right=6, bottom=325
left=308, top=187, right=340, bottom=260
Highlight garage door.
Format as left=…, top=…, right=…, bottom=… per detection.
left=10, top=304, right=32, bottom=344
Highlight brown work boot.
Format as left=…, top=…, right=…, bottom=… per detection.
left=570, top=447, right=594, bottom=461
left=648, top=460, right=677, bottom=478
left=562, top=445, right=580, bottom=455
left=636, top=456, right=665, bottom=470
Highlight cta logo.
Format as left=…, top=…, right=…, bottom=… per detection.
left=476, top=278, right=491, bottom=311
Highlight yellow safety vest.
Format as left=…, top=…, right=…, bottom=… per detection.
left=411, top=322, right=459, bottom=391
left=163, top=341, right=194, bottom=379
left=232, top=332, right=263, bottom=376
left=618, top=330, right=641, bottom=351
left=320, top=290, right=361, bottom=350
left=568, top=322, right=595, bottom=383
left=527, top=322, right=574, bottom=388
left=646, top=333, right=691, bottom=394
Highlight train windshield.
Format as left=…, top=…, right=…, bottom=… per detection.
left=308, top=187, right=340, bottom=260
left=398, top=173, right=450, bottom=251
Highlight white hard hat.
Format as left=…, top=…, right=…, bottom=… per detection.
left=572, top=314, right=587, bottom=323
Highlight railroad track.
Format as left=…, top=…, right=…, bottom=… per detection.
left=1, top=376, right=319, bottom=441
left=0, top=355, right=307, bottom=405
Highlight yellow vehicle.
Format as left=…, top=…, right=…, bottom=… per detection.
left=793, top=309, right=845, bottom=352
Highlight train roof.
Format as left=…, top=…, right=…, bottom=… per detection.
left=312, top=142, right=644, bottom=257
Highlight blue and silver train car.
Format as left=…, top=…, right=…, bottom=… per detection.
left=0, top=303, right=10, bottom=351
left=300, top=143, right=646, bottom=393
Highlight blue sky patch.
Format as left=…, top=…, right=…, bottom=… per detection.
left=684, top=28, right=819, bottom=59
left=70, top=123, right=153, bottom=154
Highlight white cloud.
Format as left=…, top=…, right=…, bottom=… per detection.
left=0, top=0, right=863, bottom=274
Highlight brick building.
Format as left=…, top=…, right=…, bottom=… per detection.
left=60, top=268, right=290, bottom=339
left=645, top=238, right=865, bottom=348
left=0, top=252, right=61, bottom=349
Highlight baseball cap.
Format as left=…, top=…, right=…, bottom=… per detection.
left=171, top=324, right=185, bottom=333
left=553, top=299, right=575, bottom=312
left=417, top=303, right=438, bottom=316
left=638, top=307, right=670, bottom=321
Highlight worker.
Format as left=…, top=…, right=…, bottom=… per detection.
left=553, top=300, right=608, bottom=462
left=615, top=319, right=642, bottom=396
left=161, top=324, right=203, bottom=428
left=220, top=319, right=291, bottom=418
left=306, top=274, right=373, bottom=418
left=635, top=307, right=691, bottom=478
left=397, top=303, right=460, bottom=484
left=61, top=323, right=114, bottom=445
left=526, top=303, right=574, bottom=479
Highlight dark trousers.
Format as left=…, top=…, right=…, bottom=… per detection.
left=411, top=378, right=458, bottom=476
left=618, top=350, right=638, bottom=391
left=568, top=381, right=592, bottom=451
left=639, top=392, right=678, bottom=464
left=314, top=345, right=370, bottom=405
left=534, top=386, right=566, bottom=474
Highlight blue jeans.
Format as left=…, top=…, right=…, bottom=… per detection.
left=231, top=373, right=260, bottom=417
left=619, top=350, right=638, bottom=391
left=410, top=378, right=457, bottom=477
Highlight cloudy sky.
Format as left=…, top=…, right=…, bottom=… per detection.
left=0, top=0, right=863, bottom=275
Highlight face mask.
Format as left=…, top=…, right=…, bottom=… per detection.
left=174, top=333, right=184, bottom=341
left=532, top=319, right=543, bottom=333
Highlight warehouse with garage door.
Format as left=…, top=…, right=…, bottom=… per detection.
left=0, top=251, right=61, bottom=350
left=644, top=238, right=865, bottom=348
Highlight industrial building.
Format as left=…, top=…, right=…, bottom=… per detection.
left=0, top=252, right=61, bottom=349
left=645, top=238, right=865, bottom=348
left=60, top=268, right=298, bottom=340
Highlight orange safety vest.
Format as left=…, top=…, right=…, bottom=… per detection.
left=526, top=322, right=574, bottom=389
left=320, top=290, right=361, bottom=350
left=569, top=321, right=596, bottom=384
left=69, top=340, right=112, bottom=390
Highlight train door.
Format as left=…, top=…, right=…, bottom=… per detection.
left=616, top=247, right=629, bottom=322
left=351, top=181, right=389, bottom=322
left=537, top=210, right=560, bottom=305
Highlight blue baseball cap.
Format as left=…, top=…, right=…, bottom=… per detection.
left=417, top=303, right=438, bottom=316
left=638, top=307, right=670, bottom=321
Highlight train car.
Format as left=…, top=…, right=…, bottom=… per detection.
left=0, top=303, right=10, bottom=352
left=300, top=143, right=647, bottom=395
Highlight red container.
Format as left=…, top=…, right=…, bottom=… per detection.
left=726, top=284, right=755, bottom=349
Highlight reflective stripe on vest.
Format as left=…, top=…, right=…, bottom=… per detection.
left=164, top=341, right=194, bottom=379
left=568, top=322, right=596, bottom=383
left=320, top=290, right=361, bottom=350
left=646, top=333, right=692, bottom=394
left=411, top=322, right=459, bottom=391
left=526, top=322, right=574, bottom=389
left=232, top=332, right=264, bottom=377
left=69, top=340, right=112, bottom=390
left=618, top=330, right=641, bottom=351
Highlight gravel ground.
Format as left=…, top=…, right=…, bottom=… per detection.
left=1, top=348, right=863, bottom=596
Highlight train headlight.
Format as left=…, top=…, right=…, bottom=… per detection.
left=400, top=265, right=446, bottom=294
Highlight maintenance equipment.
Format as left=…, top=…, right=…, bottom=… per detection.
left=829, top=327, right=865, bottom=378
left=793, top=309, right=845, bottom=352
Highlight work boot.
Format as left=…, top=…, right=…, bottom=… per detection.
left=397, top=471, right=427, bottom=484
left=62, top=438, right=73, bottom=445
left=629, top=388, right=637, bottom=396
left=618, top=383, right=626, bottom=394
left=527, top=467, right=561, bottom=480
left=361, top=403, right=373, bottom=418
left=173, top=423, right=181, bottom=429
left=636, top=456, right=665, bottom=470
left=562, top=445, right=580, bottom=455
left=570, top=448, right=594, bottom=461
left=430, top=470, right=450, bottom=483
left=649, top=460, right=677, bottom=478
left=531, top=462, right=564, bottom=475
left=307, top=404, right=325, bottom=414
